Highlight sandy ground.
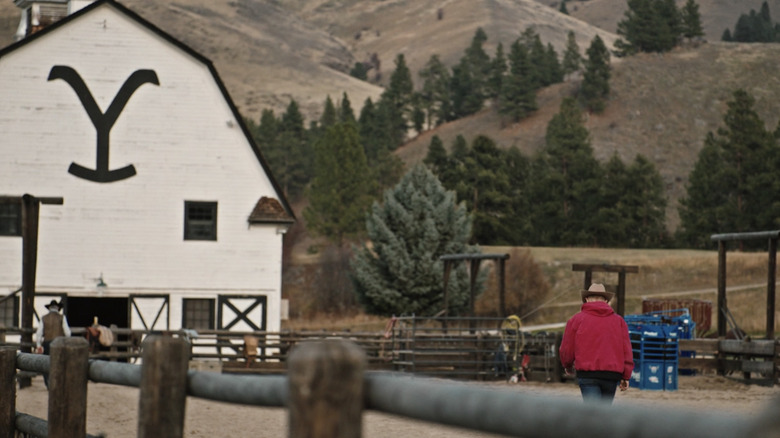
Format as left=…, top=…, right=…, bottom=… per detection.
left=14, top=374, right=780, bottom=437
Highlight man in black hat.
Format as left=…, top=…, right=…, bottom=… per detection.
left=35, top=299, right=71, bottom=388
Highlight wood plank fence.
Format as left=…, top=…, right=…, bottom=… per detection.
left=2, top=336, right=780, bottom=438
left=2, top=323, right=778, bottom=384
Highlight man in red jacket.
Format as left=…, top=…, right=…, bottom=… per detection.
left=560, top=283, right=634, bottom=403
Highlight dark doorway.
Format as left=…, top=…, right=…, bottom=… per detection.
left=66, top=297, right=129, bottom=329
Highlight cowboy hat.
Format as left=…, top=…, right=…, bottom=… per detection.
left=580, top=283, right=614, bottom=303
left=45, top=300, right=61, bottom=311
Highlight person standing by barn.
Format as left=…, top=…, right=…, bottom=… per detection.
left=35, top=299, right=72, bottom=388
left=560, top=283, right=633, bottom=403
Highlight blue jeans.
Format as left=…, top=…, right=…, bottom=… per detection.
left=578, top=378, right=619, bottom=403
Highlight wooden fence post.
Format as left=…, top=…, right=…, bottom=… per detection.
left=48, top=336, right=89, bottom=438
left=0, top=347, right=16, bottom=438
left=137, top=335, right=190, bottom=438
left=288, top=339, right=366, bottom=438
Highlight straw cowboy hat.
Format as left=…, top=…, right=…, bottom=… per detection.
left=45, top=300, right=61, bottom=311
left=580, top=283, right=614, bottom=303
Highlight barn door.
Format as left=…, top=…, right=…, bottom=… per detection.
left=129, top=294, right=169, bottom=330
left=217, top=295, right=267, bottom=331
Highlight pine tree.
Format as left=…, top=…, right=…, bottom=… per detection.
left=545, top=43, right=564, bottom=85
left=529, top=98, right=601, bottom=245
left=381, top=54, right=414, bottom=146
left=623, top=155, right=668, bottom=247
left=268, top=100, right=311, bottom=199
left=462, top=136, right=516, bottom=245
left=350, top=164, right=479, bottom=316
left=418, top=54, right=452, bottom=127
left=465, top=27, right=491, bottom=95
left=678, top=89, right=780, bottom=247
left=339, top=92, right=356, bottom=125
left=487, top=43, right=507, bottom=99
left=562, top=31, right=583, bottom=77
left=499, top=38, right=537, bottom=122
left=303, top=122, right=377, bottom=245
left=358, top=98, right=404, bottom=194
left=320, top=95, right=337, bottom=128
left=424, top=135, right=448, bottom=176
left=680, top=0, right=705, bottom=41
left=615, top=0, right=682, bottom=55
left=450, top=58, right=483, bottom=118
left=560, top=0, right=569, bottom=14
left=581, top=35, right=611, bottom=113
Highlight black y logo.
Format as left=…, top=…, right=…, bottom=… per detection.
left=48, top=65, right=159, bottom=183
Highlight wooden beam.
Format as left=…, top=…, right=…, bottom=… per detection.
left=571, top=264, right=639, bottom=273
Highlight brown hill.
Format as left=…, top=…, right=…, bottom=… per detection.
left=398, top=42, right=780, bottom=231
left=535, top=0, right=780, bottom=41
left=3, top=0, right=780, bottom=233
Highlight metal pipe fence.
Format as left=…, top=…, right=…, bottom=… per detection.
left=2, top=337, right=779, bottom=438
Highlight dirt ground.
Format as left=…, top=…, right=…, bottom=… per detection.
left=13, top=373, right=779, bottom=437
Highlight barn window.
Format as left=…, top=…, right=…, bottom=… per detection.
left=182, top=298, right=215, bottom=330
left=0, top=203, right=22, bottom=237
left=184, top=201, right=217, bottom=241
left=0, top=295, right=18, bottom=328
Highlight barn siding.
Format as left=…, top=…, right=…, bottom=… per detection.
left=0, top=2, right=288, bottom=333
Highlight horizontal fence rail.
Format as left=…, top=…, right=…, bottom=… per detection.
left=4, top=337, right=780, bottom=438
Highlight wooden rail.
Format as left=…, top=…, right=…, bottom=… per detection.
left=3, top=338, right=779, bottom=438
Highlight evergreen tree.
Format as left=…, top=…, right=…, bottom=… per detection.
left=499, top=38, right=537, bottom=122
left=303, top=122, right=377, bottom=245
left=581, top=35, right=611, bottom=113
left=528, top=98, right=601, bottom=245
left=350, top=164, right=479, bottom=316
left=320, top=95, right=337, bottom=128
left=680, top=0, right=705, bottom=40
left=615, top=0, right=681, bottom=55
left=424, top=135, right=448, bottom=176
left=269, top=100, right=311, bottom=199
left=545, top=43, right=565, bottom=85
left=461, top=136, right=517, bottom=245
left=357, top=98, right=404, bottom=194
left=419, top=54, right=453, bottom=127
left=450, top=58, right=483, bottom=118
left=728, top=2, right=778, bottom=42
left=487, top=43, right=507, bottom=100
left=623, top=155, right=668, bottom=247
left=679, top=89, right=780, bottom=247
left=465, top=27, right=491, bottom=95
left=381, top=54, right=414, bottom=146
left=339, top=92, right=356, bottom=125
left=722, top=28, right=733, bottom=41
left=349, top=62, right=369, bottom=81
left=560, top=0, right=569, bottom=14
left=562, top=31, right=583, bottom=77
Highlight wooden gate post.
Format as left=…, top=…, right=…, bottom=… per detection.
left=288, top=340, right=366, bottom=438
left=138, top=335, right=190, bottom=438
left=0, top=347, right=16, bottom=438
left=48, top=336, right=89, bottom=438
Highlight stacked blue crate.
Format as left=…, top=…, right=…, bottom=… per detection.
left=626, top=313, right=684, bottom=391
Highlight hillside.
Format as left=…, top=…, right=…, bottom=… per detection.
left=535, top=0, right=780, bottom=41
left=397, top=41, right=780, bottom=230
left=4, top=0, right=780, bottom=233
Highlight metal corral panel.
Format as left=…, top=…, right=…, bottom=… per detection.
left=642, top=299, right=712, bottom=336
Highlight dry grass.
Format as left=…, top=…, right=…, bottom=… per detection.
left=285, top=246, right=779, bottom=338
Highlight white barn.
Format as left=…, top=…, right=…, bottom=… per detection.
left=0, top=0, right=294, bottom=336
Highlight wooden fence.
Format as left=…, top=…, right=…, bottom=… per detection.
left=2, top=322, right=778, bottom=384
left=3, top=336, right=780, bottom=438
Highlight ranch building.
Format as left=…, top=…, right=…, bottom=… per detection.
left=0, top=0, right=295, bottom=340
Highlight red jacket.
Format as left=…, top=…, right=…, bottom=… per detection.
left=560, top=301, right=634, bottom=380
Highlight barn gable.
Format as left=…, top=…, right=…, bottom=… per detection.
left=0, top=0, right=293, bottom=333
